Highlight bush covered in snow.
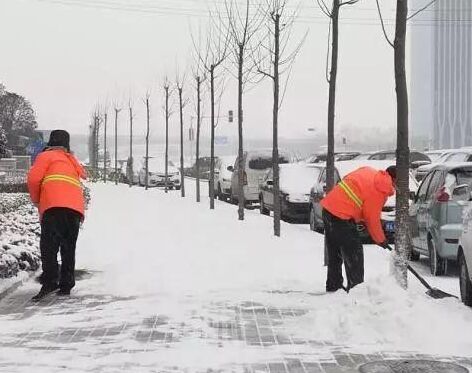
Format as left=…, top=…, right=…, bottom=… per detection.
left=0, top=194, right=40, bottom=280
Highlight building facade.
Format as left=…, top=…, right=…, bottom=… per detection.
left=410, top=0, right=472, bottom=150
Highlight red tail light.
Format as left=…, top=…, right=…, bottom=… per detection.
left=436, top=187, right=450, bottom=202
left=243, top=171, right=248, bottom=185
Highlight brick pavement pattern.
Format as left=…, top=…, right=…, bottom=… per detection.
left=0, top=276, right=471, bottom=373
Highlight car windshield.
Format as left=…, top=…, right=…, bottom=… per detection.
left=454, top=169, right=472, bottom=186
left=353, top=153, right=372, bottom=160
left=426, top=153, right=444, bottom=162
left=279, top=165, right=321, bottom=194
left=248, top=155, right=289, bottom=170
left=147, top=159, right=175, bottom=171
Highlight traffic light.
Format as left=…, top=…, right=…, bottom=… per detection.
left=228, top=110, right=233, bottom=123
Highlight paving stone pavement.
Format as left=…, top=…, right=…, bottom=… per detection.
left=0, top=281, right=471, bottom=373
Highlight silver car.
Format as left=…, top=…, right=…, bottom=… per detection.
left=409, top=163, right=472, bottom=276
left=458, top=203, right=472, bottom=307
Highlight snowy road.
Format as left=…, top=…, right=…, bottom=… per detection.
left=0, top=181, right=471, bottom=372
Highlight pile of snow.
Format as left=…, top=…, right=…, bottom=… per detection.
left=0, top=194, right=40, bottom=282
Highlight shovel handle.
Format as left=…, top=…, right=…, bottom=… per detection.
left=381, top=244, right=434, bottom=291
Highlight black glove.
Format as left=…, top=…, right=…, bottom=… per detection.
left=379, top=241, right=390, bottom=250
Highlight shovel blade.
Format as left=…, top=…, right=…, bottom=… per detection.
left=426, top=288, right=457, bottom=299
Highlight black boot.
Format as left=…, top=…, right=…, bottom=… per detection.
left=57, top=288, right=71, bottom=296
left=31, top=283, right=59, bottom=301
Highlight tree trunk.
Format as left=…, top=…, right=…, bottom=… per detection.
left=165, top=87, right=169, bottom=193
left=273, top=14, right=281, bottom=237
left=104, top=113, right=108, bottom=183
left=129, top=107, right=133, bottom=188
left=209, top=67, right=216, bottom=210
left=179, top=88, right=185, bottom=197
left=145, top=98, right=150, bottom=190
left=326, top=1, right=339, bottom=193
left=324, top=1, right=340, bottom=266
left=393, top=0, right=410, bottom=289
left=114, top=109, right=118, bottom=186
left=237, top=44, right=245, bottom=221
left=196, top=77, right=201, bottom=202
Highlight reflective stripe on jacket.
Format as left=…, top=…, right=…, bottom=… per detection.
left=27, top=148, right=87, bottom=219
left=320, top=166, right=394, bottom=244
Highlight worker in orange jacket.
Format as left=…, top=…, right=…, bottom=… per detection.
left=27, top=130, right=87, bottom=300
left=320, top=166, right=396, bottom=292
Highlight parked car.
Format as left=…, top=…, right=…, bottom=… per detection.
left=415, top=150, right=472, bottom=181
left=138, top=158, right=181, bottom=189
left=120, top=157, right=139, bottom=184
left=409, top=163, right=472, bottom=275
left=309, top=160, right=418, bottom=244
left=259, top=164, right=319, bottom=221
left=424, top=149, right=454, bottom=163
left=457, top=203, right=472, bottom=306
left=353, top=150, right=431, bottom=169
left=229, top=151, right=291, bottom=204
left=213, top=155, right=236, bottom=200
left=305, top=152, right=360, bottom=164
left=185, top=157, right=216, bottom=180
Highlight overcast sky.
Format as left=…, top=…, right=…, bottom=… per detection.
left=0, top=0, right=434, bottom=142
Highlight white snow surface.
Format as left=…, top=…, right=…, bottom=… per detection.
left=1, top=181, right=471, bottom=371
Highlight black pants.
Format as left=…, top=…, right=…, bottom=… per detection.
left=40, top=208, right=81, bottom=290
left=322, top=209, right=364, bottom=291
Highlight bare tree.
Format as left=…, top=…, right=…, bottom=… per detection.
left=113, top=105, right=122, bottom=186
left=144, top=93, right=151, bottom=190
left=163, top=78, right=173, bottom=194
left=224, top=0, right=263, bottom=221
left=253, top=0, right=305, bottom=237
left=316, top=0, right=359, bottom=193
left=128, top=98, right=134, bottom=188
left=191, top=71, right=205, bottom=202
left=103, top=111, right=108, bottom=183
left=193, top=15, right=230, bottom=210
left=376, top=0, right=438, bottom=287
left=176, top=71, right=189, bottom=197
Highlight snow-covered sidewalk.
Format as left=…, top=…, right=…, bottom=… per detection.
left=0, top=182, right=471, bottom=373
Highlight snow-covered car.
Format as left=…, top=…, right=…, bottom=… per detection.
left=458, top=203, right=472, bottom=307
left=309, top=160, right=418, bottom=244
left=213, top=155, right=236, bottom=200
left=258, top=163, right=319, bottom=221
left=138, top=158, right=181, bottom=189
left=229, top=151, right=291, bottom=204
left=415, top=150, right=472, bottom=181
left=409, top=163, right=472, bottom=276
left=305, top=152, right=360, bottom=164
left=353, top=150, right=431, bottom=169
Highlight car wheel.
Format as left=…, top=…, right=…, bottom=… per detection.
left=410, top=249, right=421, bottom=261
left=217, top=183, right=223, bottom=200
left=309, top=206, right=317, bottom=231
left=459, top=249, right=472, bottom=307
left=175, top=186, right=181, bottom=191
left=259, top=196, right=270, bottom=215
left=428, top=237, right=447, bottom=276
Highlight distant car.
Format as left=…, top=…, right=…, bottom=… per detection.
left=305, top=152, right=360, bottom=164
left=259, top=163, right=318, bottom=221
left=120, top=157, right=139, bottom=184
left=213, top=155, right=236, bottom=200
left=229, top=151, right=291, bottom=204
left=353, top=150, right=431, bottom=169
left=138, top=158, right=181, bottom=189
left=424, top=149, right=454, bottom=163
left=415, top=150, right=472, bottom=181
left=185, top=157, right=215, bottom=180
left=309, top=160, right=419, bottom=244
left=409, top=163, right=472, bottom=276
left=458, top=203, right=472, bottom=307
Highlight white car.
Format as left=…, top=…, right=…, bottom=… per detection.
left=138, top=158, right=181, bottom=189
left=229, top=151, right=292, bottom=204
left=214, top=155, right=236, bottom=200
left=457, top=202, right=472, bottom=306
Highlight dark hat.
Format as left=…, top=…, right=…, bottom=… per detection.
left=47, top=130, right=70, bottom=151
left=385, top=165, right=396, bottom=180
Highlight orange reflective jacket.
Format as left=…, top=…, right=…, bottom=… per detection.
left=27, top=148, right=87, bottom=219
left=321, top=166, right=394, bottom=244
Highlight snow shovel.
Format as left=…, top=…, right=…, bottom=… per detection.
left=380, top=244, right=457, bottom=299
